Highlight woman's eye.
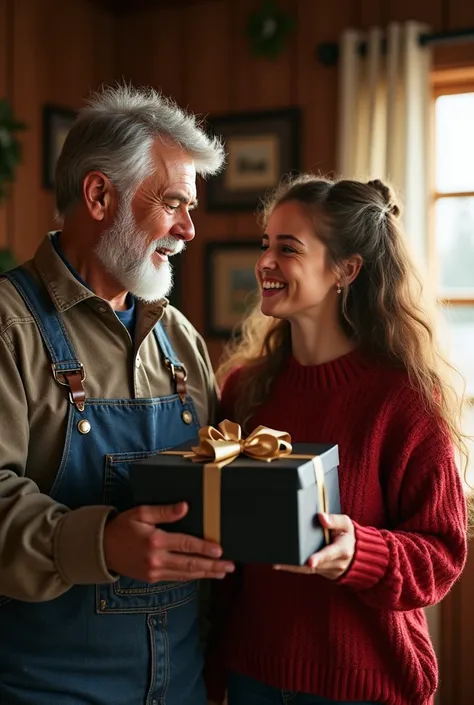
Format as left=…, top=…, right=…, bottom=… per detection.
left=282, top=246, right=296, bottom=253
left=260, top=244, right=268, bottom=251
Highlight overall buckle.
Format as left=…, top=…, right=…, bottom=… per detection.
left=52, top=363, right=86, bottom=412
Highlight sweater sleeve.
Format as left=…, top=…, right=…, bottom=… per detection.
left=338, top=402, right=468, bottom=611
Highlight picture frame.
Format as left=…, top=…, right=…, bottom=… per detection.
left=42, top=105, right=77, bottom=190
left=205, top=107, right=300, bottom=211
left=204, top=240, right=261, bottom=338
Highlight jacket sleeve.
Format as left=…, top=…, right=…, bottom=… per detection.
left=0, top=334, right=117, bottom=602
left=338, top=402, right=468, bottom=611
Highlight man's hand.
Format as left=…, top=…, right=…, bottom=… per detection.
left=274, top=513, right=355, bottom=580
left=103, top=502, right=235, bottom=582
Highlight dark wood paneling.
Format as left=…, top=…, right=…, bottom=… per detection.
left=88, top=0, right=206, bottom=14
left=297, top=0, right=359, bottom=178
left=440, top=546, right=474, bottom=705
left=9, top=0, right=117, bottom=265
left=117, top=6, right=186, bottom=103
left=447, top=0, right=474, bottom=29
left=0, top=0, right=9, bottom=248
left=385, top=0, right=444, bottom=30
left=230, top=0, right=298, bottom=246
left=359, top=0, right=383, bottom=28
left=230, top=0, right=297, bottom=112
left=180, top=0, right=233, bottom=364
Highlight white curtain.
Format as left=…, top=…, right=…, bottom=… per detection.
left=336, top=22, right=432, bottom=269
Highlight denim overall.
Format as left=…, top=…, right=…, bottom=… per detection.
left=0, top=267, right=207, bottom=705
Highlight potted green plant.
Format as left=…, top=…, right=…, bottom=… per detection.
left=0, top=97, right=25, bottom=272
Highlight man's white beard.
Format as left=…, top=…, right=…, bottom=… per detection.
left=95, top=199, right=183, bottom=303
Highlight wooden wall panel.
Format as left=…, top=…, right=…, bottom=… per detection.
left=0, top=0, right=10, bottom=249
left=9, top=0, right=46, bottom=264
left=7, top=0, right=117, bottom=265
left=230, top=0, right=297, bottom=250
left=384, top=0, right=444, bottom=30
left=180, top=0, right=233, bottom=364
left=359, top=0, right=383, bottom=28
left=117, top=6, right=186, bottom=104
left=183, top=0, right=231, bottom=114
left=297, top=0, right=358, bottom=180
left=447, top=0, right=474, bottom=29
left=230, top=0, right=297, bottom=112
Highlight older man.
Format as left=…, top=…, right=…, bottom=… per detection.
left=0, top=84, right=233, bottom=705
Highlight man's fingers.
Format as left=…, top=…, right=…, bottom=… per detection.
left=134, top=503, right=189, bottom=525
left=155, top=550, right=234, bottom=576
left=158, top=531, right=225, bottom=559
left=147, top=569, right=230, bottom=582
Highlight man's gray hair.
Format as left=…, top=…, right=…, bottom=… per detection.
left=55, top=83, right=225, bottom=216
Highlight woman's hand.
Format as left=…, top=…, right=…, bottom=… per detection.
left=274, top=513, right=355, bottom=580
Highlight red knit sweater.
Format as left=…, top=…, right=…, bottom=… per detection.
left=205, top=349, right=467, bottom=705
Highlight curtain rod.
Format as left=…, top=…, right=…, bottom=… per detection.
left=316, top=27, right=474, bottom=66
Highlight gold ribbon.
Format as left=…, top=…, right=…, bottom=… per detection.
left=163, top=420, right=329, bottom=546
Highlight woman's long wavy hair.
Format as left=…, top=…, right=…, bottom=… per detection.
left=217, top=173, right=470, bottom=481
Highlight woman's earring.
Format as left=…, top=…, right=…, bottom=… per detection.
left=336, top=282, right=342, bottom=294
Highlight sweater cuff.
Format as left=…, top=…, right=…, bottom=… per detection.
left=337, top=521, right=390, bottom=589
left=54, top=506, right=118, bottom=585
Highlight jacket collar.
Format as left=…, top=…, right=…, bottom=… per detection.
left=33, top=233, right=167, bottom=329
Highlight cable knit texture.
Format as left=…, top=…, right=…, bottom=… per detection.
left=205, top=349, right=467, bottom=705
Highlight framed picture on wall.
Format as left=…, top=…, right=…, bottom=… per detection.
left=204, top=240, right=261, bottom=338
left=42, top=105, right=77, bottom=189
left=205, top=108, right=301, bottom=211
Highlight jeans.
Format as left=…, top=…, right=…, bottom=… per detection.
left=227, top=672, right=378, bottom=705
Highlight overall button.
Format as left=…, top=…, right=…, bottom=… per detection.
left=181, top=410, right=192, bottom=424
left=77, top=419, right=91, bottom=434
left=97, top=304, right=107, bottom=313
left=149, top=617, right=157, bottom=627
left=135, top=356, right=141, bottom=369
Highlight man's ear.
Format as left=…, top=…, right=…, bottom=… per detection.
left=82, top=172, right=116, bottom=222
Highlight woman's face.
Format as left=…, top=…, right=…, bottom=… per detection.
left=255, top=200, right=340, bottom=322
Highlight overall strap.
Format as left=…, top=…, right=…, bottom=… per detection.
left=153, top=322, right=188, bottom=404
left=5, top=267, right=86, bottom=412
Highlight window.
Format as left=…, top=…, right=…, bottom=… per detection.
left=432, top=79, right=474, bottom=398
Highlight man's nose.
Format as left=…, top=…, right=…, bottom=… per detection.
left=174, top=211, right=195, bottom=242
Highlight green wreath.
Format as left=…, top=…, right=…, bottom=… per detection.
left=246, top=1, right=295, bottom=60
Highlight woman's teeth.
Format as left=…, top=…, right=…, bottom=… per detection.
left=262, top=281, right=286, bottom=290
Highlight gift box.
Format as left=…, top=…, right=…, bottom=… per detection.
left=129, top=421, right=340, bottom=566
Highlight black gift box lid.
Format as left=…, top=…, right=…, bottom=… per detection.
left=131, top=442, right=339, bottom=491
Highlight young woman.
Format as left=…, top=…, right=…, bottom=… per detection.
left=205, top=175, right=468, bottom=705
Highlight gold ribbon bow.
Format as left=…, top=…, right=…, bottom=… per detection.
left=190, top=419, right=293, bottom=466
left=163, top=420, right=329, bottom=547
